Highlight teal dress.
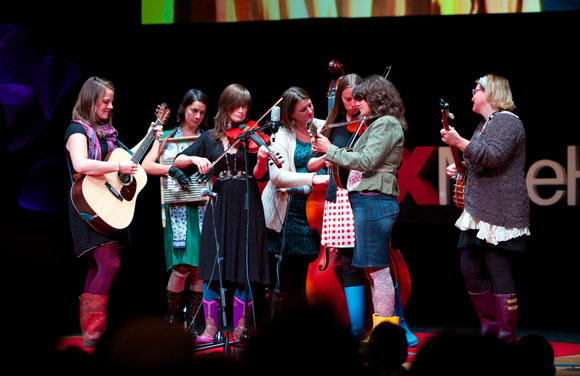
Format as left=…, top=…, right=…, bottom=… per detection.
left=163, top=204, right=201, bottom=270
left=267, top=139, right=325, bottom=255
left=160, top=127, right=203, bottom=271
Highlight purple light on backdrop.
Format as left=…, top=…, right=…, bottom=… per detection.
left=18, top=157, right=69, bottom=212
left=0, top=24, right=82, bottom=151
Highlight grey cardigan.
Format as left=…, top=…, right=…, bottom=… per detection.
left=325, top=115, right=404, bottom=196
left=463, top=112, right=530, bottom=228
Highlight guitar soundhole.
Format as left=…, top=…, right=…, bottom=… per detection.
left=120, top=177, right=137, bottom=201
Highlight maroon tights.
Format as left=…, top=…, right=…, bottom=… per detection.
left=84, top=242, right=121, bottom=295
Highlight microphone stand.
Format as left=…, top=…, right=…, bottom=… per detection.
left=269, top=193, right=292, bottom=319
left=233, top=120, right=282, bottom=346
left=194, top=193, right=233, bottom=353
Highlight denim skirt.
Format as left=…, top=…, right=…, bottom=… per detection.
left=348, top=192, right=399, bottom=268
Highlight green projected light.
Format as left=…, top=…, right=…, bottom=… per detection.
left=141, top=0, right=578, bottom=25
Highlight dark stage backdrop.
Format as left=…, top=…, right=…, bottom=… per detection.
left=2, top=2, right=579, bottom=341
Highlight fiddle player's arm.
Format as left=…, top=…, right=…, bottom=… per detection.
left=253, top=145, right=269, bottom=179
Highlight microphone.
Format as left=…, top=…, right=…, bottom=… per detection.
left=200, top=188, right=217, bottom=198
left=268, top=105, right=282, bottom=136
left=275, top=185, right=311, bottom=194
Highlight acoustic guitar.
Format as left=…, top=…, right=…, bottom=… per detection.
left=440, top=99, right=467, bottom=209
left=71, top=103, right=171, bottom=234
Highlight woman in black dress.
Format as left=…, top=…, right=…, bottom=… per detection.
left=174, top=83, right=270, bottom=343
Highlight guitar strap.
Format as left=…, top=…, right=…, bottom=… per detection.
left=114, top=139, right=134, bottom=156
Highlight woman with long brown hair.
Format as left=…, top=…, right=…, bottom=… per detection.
left=174, top=83, right=271, bottom=343
left=65, top=76, right=163, bottom=346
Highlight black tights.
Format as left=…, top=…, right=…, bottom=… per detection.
left=460, top=247, right=516, bottom=295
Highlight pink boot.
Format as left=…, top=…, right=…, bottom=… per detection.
left=196, top=299, right=219, bottom=343
left=233, top=295, right=252, bottom=341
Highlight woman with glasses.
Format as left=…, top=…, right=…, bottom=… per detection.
left=440, top=74, right=530, bottom=343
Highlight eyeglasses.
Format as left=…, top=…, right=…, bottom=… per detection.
left=472, top=88, right=484, bottom=96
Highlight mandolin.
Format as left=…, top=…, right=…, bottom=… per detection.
left=440, top=99, right=467, bottom=209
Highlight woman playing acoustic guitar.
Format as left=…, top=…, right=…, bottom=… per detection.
left=65, top=76, right=163, bottom=346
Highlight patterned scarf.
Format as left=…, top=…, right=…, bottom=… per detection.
left=73, top=120, right=117, bottom=160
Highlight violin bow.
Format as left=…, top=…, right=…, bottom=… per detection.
left=192, top=96, right=285, bottom=182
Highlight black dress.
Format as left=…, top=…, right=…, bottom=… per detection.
left=64, top=122, right=130, bottom=257
left=177, top=130, right=270, bottom=285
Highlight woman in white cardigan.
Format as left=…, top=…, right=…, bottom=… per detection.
left=261, top=87, right=329, bottom=312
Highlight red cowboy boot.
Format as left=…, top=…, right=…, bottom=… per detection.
left=79, top=293, right=108, bottom=347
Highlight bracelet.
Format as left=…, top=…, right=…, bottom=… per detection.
left=118, top=162, right=121, bottom=172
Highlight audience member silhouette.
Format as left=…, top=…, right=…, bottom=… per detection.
left=241, top=302, right=364, bottom=376
left=365, top=321, right=409, bottom=376
left=92, top=316, right=196, bottom=375
left=514, top=334, right=556, bottom=376
left=409, top=329, right=513, bottom=376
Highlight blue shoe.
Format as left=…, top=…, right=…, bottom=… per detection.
left=395, top=284, right=418, bottom=347
left=344, top=285, right=366, bottom=340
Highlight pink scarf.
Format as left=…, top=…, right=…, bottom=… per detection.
left=73, top=120, right=117, bottom=160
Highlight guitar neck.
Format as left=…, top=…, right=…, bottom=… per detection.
left=442, top=111, right=467, bottom=172
left=450, top=147, right=466, bottom=172
left=130, top=120, right=160, bottom=165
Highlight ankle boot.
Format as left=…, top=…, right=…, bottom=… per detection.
left=494, top=293, right=518, bottom=344
left=344, top=286, right=366, bottom=340
left=233, top=295, right=252, bottom=341
left=184, top=290, right=204, bottom=336
left=79, top=293, right=108, bottom=347
left=165, top=290, right=184, bottom=328
left=362, top=313, right=399, bottom=342
left=468, top=288, right=497, bottom=337
left=196, top=299, right=219, bottom=343
left=394, top=285, right=418, bottom=347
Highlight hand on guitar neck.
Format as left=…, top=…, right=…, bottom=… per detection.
left=440, top=99, right=468, bottom=208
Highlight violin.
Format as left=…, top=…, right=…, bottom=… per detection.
left=225, top=121, right=282, bottom=168
left=346, top=116, right=367, bottom=135
left=191, top=97, right=284, bottom=183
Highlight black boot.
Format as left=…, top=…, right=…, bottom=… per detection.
left=468, top=288, right=497, bottom=337
left=165, top=290, right=184, bottom=328
left=184, top=290, right=204, bottom=336
left=494, top=293, right=518, bottom=344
